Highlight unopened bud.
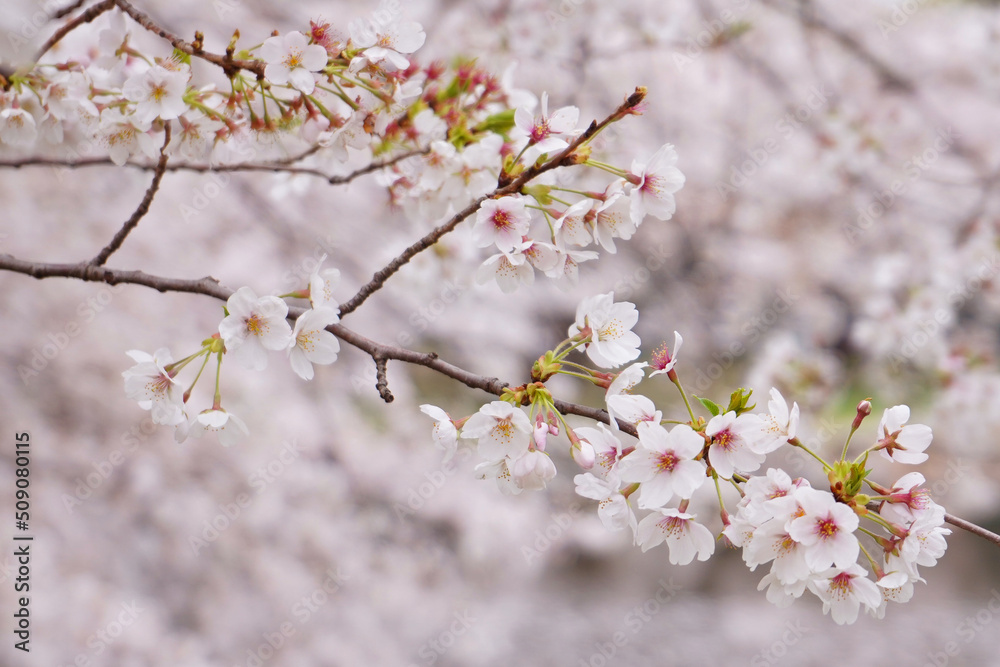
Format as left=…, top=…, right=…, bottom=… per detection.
left=852, top=399, right=872, bottom=430
left=572, top=440, right=596, bottom=470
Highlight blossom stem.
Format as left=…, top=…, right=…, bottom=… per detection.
left=583, top=159, right=628, bottom=178
left=858, top=541, right=880, bottom=573
left=787, top=437, right=832, bottom=471
left=712, top=471, right=727, bottom=514
left=670, top=375, right=696, bottom=422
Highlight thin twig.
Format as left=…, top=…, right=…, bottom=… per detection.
left=0, top=147, right=427, bottom=185
left=34, top=0, right=116, bottom=63
left=374, top=356, right=393, bottom=403
left=51, top=0, right=91, bottom=20
left=944, top=513, right=1000, bottom=548
left=91, top=125, right=171, bottom=267
left=112, top=0, right=265, bottom=78
left=338, top=87, right=648, bottom=317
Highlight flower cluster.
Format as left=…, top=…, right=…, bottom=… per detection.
left=421, top=292, right=951, bottom=624
left=121, top=257, right=342, bottom=445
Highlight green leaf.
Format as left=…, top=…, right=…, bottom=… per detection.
left=726, top=387, right=756, bottom=415
left=171, top=48, right=192, bottom=66
left=694, top=396, right=721, bottom=417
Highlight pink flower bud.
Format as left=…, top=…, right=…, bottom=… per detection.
left=572, top=440, right=596, bottom=470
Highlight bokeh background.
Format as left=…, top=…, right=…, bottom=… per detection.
left=2, top=0, right=1000, bottom=665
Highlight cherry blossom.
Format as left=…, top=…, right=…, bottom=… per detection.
left=574, top=471, right=637, bottom=534
left=810, top=564, right=882, bottom=625
left=97, top=108, right=160, bottom=166
left=476, top=246, right=535, bottom=293
left=308, top=255, right=342, bottom=310
left=122, top=66, right=189, bottom=123
left=218, top=287, right=294, bottom=371
left=511, top=450, right=557, bottom=490
left=636, top=508, right=715, bottom=564
left=0, top=108, right=37, bottom=147
left=472, top=196, right=532, bottom=252
left=617, top=422, right=707, bottom=509
left=749, top=388, right=800, bottom=454
left=349, top=14, right=426, bottom=70
left=461, top=401, right=532, bottom=461
left=288, top=307, right=340, bottom=380
left=569, top=292, right=641, bottom=368
left=419, top=404, right=459, bottom=463
left=628, top=143, right=685, bottom=223
left=514, top=91, right=579, bottom=163
left=649, top=332, right=683, bottom=377
left=261, top=31, right=329, bottom=94
left=705, top=411, right=766, bottom=479
left=573, top=423, right=623, bottom=478
left=786, top=488, right=860, bottom=571
left=876, top=405, right=933, bottom=465
left=186, top=408, right=249, bottom=447
left=122, top=348, right=185, bottom=426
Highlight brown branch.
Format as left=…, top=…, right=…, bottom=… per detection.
left=0, top=252, right=638, bottom=436
left=91, top=124, right=170, bottom=267
left=14, top=251, right=1000, bottom=550
left=51, top=0, right=92, bottom=20
left=373, top=355, right=393, bottom=403
left=0, top=147, right=427, bottom=185
left=112, top=0, right=264, bottom=78
left=338, top=87, right=648, bottom=317
left=34, top=0, right=116, bottom=63
left=944, top=512, right=1000, bottom=548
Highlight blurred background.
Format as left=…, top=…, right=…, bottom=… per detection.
left=1, top=0, right=1000, bottom=664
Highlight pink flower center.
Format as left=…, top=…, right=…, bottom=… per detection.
left=714, top=429, right=735, bottom=452
left=492, top=209, right=512, bottom=231
left=656, top=451, right=679, bottom=473
left=651, top=342, right=673, bottom=371
left=816, top=516, right=839, bottom=539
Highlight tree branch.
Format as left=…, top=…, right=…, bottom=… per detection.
left=944, top=512, right=1000, bottom=548
left=34, top=0, right=117, bottom=63
left=9, top=253, right=1000, bottom=549
left=91, top=124, right=170, bottom=267
left=0, top=252, right=637, bottom=437
left=338, top=87, right=648, bottom=317
left=52, top=0, right=93, bottom=20
left=112, top=0, right=265, bottom=78
left=0, top=147, right=427, bottom=185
